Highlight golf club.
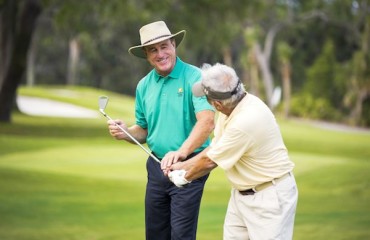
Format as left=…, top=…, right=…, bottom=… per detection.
left=98, top=95, right=161, bottom=163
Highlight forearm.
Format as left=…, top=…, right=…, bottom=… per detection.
left=179, top=149, right=218, bottom=181
left=185, top=156, right=217, bottom=181
left=179, top=110, right=214, bottom=156
left=124, top=124, right=148, bottom=144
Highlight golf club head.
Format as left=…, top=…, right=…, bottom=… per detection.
left=99, top=95, right=109, bottom=110
left=98, top=96, right=109, bottom=116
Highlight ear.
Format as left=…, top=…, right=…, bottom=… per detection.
left=213, top=101, right=223, bottom=111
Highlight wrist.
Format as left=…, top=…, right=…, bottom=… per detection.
left=169, top=169, right=192, bottom=188
left=178, top=147, right=190, bottom=158
left=183, top=172, right=191, bottom=183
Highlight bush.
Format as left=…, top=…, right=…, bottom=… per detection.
left=290, top=93, right=342, bottom=121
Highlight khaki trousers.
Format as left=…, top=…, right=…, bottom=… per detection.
left=224, top=173, right=298, bottom=240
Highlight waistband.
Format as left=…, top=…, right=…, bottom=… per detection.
left=239, top=172, right=291, bottom=196
left=151, top=151, right=201, bottom=161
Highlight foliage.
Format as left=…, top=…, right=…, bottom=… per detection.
left=290, top=93, right=342, bottom=121
left=304, top=39, right=346, bottom=109
left=0, top=87, right=369, bottom=239
left=1, top=0, right=369, bottom=125
left=363, top=97, right=370, bottom=126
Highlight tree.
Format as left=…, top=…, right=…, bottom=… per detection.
left=277, top=41, right=293, bottom=118
left=1, top=0, right=369, bottom=126
left=0, top=0, right=42, bottom=122
left=305, top=39, right=338, bottom=103
left=344, top=14, right=370, bottom=126
left=242, top=26, right=261, bottom=97
left=236, top=0, right=331, bottom=108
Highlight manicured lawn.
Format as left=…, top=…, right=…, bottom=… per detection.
left=0, top=86, right=369, bottom=239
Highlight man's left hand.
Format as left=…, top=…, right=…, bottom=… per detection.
left=168, top=170, right=191, bottom=188
left=161, top=151, right=187, bottom=175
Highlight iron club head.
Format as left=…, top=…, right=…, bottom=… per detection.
left=99, top=95, right=109, bottom=110
left=98, top=95, right=109, bottom=116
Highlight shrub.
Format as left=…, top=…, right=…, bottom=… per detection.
left=290, top=93, right=342, bottom=121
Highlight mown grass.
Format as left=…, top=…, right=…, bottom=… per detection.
left=0, top=86, right=369, bottom=239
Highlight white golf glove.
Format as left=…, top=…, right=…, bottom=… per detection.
left=168, top=170, right=191, bottom=188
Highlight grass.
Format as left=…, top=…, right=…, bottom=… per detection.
left=0, top=85, right=369, bottom=239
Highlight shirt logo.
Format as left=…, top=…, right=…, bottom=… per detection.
left=178, top=87, right=183, bottom=97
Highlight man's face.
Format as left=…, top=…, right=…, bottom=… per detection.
left=144, top=39, right=177, bottom=77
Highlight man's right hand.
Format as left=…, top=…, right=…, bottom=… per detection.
left=107, top=119, right=128, bottom=140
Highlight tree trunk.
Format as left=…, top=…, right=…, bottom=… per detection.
left=248, top=49, right=260, bottom=96
left=223, top=46, right=233, bottom=67
left=281, top=62, right=291, bottom=118
left=0, top=0, right=42, bottom=122
left=255, top=43, right=274, bottom=107
left=67, top=37, right=80, bottom=85
left=350, top=89, right=367, bottom=126
left=26, top=32, right=37, bottom=87
left=0, top=0, right=16, bottom=88
left=254, top=24, right=282, bottom=108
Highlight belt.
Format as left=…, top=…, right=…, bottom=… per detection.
left=151, top=151, right=200, bottom=161
left=239, top=172, right=291, bottom=196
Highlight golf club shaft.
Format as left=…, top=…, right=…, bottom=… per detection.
left=101, top=110, right=161, bottom=163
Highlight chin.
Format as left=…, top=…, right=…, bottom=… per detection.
left=157, top=66, right=172, bottom=76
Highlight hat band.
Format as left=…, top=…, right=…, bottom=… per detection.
left=204, top=81, right=241, bottom=100
left=143, top=34, right=172, bottom=45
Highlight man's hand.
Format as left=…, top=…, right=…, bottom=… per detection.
left=168, top=170, right=191, bottom=188
left=161, top=151, right=187, bottom=176
left=107, top=119, right=128, bottom=140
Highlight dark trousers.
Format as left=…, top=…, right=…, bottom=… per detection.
left=145, top=153, right=209, bottom=240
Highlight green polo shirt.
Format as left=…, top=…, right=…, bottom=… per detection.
left=135, top=57, right=214, bottom=158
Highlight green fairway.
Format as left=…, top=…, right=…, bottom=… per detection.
left=0, top=86, right=369, bottom=239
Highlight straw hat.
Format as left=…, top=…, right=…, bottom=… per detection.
left=128, top=21, right=186, bottom=58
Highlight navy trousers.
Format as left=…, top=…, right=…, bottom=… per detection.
left=145, top=153, right=209, bottom=240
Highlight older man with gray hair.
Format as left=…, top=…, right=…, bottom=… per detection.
left=168, top=63, right=298, bottom=240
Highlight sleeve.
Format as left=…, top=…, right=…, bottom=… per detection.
left=135, top=81, right=147, bottom=129
left=207, top=126, right=254, bottom=170
left=190, top=71, right=214, bottom=113
left=193, top=95, right=214, bottom=113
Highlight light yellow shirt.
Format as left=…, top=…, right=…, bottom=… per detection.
left=207, top=93, right=294, bottom=190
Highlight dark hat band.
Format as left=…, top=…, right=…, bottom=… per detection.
left=143, top=34, right=172, bottom=45
left=204, top=81, right=241, bottom=100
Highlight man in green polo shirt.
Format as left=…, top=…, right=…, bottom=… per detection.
left=107, top=21, right=214, bottom=240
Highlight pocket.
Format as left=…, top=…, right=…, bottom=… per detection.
left=242, top=187, right=281, bottom=219
left=275, top=176, right=298, bottom=206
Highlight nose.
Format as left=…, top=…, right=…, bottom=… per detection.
left=156, top=48, right=165, bottom=57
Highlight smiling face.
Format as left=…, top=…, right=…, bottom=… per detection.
left=144, top=38, right=177, bottom=77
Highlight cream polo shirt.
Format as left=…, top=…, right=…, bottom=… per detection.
left=207, top=93, right=294, bottom=190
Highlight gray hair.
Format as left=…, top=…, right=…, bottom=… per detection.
left=201, top=63, right=245, bottom=108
